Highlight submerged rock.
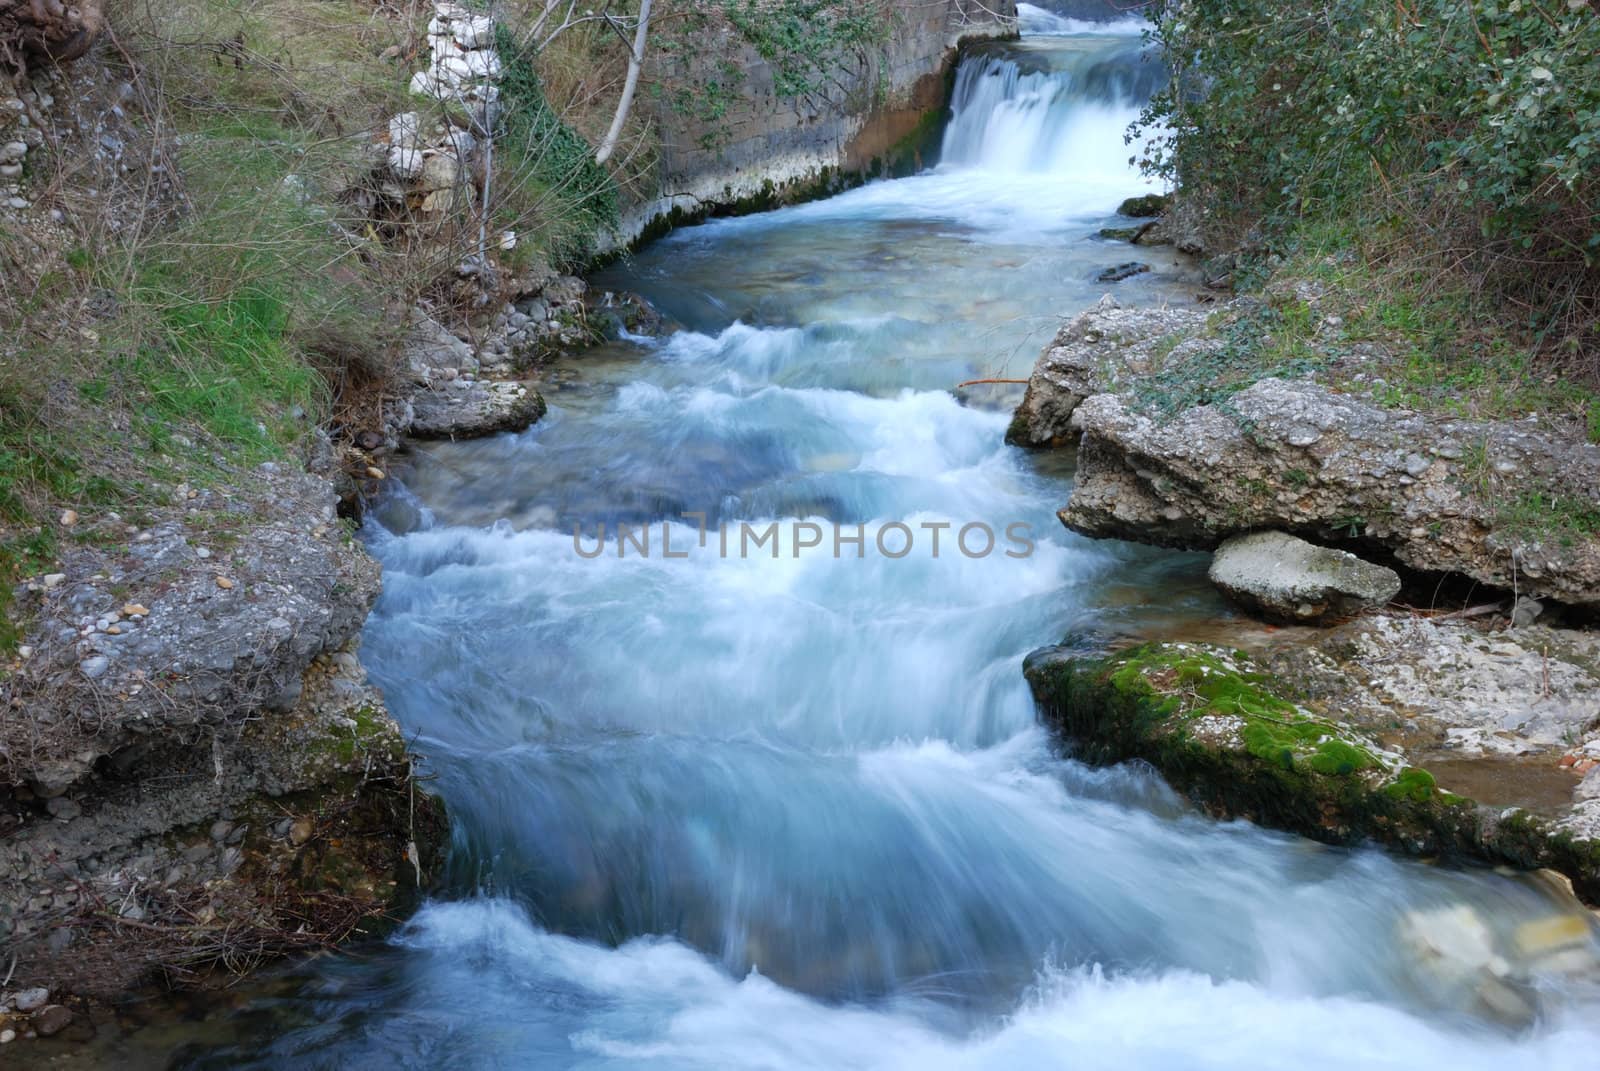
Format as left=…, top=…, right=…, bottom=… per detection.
left=1208, top=530, right=1400, bottom=623
left=1094, top=261, right=1151, bottom=283
left=1397, top=901, right=1600, bottom=1028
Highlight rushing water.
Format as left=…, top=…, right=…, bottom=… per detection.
left=150, top=20, right=1600, bottom=1071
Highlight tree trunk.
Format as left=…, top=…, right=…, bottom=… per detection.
left=594, top=0, right=652, bottom=167
left=0, top=0, right=105, bottom=71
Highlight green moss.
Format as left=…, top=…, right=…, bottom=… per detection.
left=1117, top=193, right=1169, bottom=218
left=1308, top=738, right=1379, bottom=776
left=1384, top=766, right=1438, bottom=802
left=1024, top=641, right=1600, bottom=902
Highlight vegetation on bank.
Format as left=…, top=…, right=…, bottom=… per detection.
left=0, top=1, right=621, bottom=652
left=1135, top=0, right=1600, bottom=398
left=0, top=1, right=918, bottom=654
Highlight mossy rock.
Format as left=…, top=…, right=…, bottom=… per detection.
left=1024, top=641, right=1600, bottom=901
left=1116, top=193, right=1170, bottom=218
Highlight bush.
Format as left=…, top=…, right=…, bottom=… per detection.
left=495, top=25, right=620, bottom=268
left=1136, top=0, right=1599, bottom=366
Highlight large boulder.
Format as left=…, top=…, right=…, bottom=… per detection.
left=1059, top=377, right=1600, bottom=608
left=1024, top=632, right=1600, bottom=903
left=1208, top=530, right=1400, bottom=624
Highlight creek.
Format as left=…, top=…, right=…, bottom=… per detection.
left=171, top=14, right=1600, bottom=1069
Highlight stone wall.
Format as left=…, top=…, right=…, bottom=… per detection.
left=625, top=0, right=1016, bottom=241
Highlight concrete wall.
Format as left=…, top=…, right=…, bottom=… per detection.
left=622, top=0, right=1016, bottom=243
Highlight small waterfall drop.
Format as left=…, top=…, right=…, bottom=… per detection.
left=940, top=27, right=1164, bottom=176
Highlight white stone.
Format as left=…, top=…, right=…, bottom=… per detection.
left=452, top=15, right=496, bottom=49
left=13, top=988, right=49, bottom=1013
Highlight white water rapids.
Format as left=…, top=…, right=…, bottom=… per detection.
left=161, top=18, right=1600, bottom=1071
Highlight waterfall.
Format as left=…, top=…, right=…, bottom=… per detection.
left=940, top=32, right=1164, bottom=175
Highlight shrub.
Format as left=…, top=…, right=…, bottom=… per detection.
left=495, top=25, right=620, bottom=268
left=1135, top=0, right=1600, bottom=368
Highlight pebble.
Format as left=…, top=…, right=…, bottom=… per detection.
left=0, top=1028, right=13, bottom=1043
left=59, top=509, right=78, bottom=526
left=13, top=988, right=49, bottom=1013
left=80, top=656, right=110, bottom=680
left=42, top=573, right=66, bottom=588
left=209, top=819, right=234, bottom=843
left=366, top=467, right=385, bottom=480
left=215, top=576, right=235, bottom=590
left=289, top=818, right=315, bottom=846
left=196, top=547, right=211, bottom=559
left=124, top=603, right=149, bottom=617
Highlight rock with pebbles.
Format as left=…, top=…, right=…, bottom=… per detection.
left=1006, top=296, right=1207, bottom=448
left=1209, top=530, right=1400, bottom=624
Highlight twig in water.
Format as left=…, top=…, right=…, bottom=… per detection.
left=955, top=378, right=1029, bottom=388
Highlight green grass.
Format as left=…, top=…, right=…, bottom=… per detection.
left=1265, top=226, right=1600, bottom=441
left=1497, top=491, right=1600, bottom=546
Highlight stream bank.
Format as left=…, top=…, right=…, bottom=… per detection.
left=1009, top=278, right=1600, bottom=906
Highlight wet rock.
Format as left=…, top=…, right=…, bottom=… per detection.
left=1094, top=261, right=1151, bottom=283
left=1025, top=634, right=1600, bottom=900
left=1208, top=531, right=1400, bottom=624
left=407, top=379, right=546, bottom=440
left=32, top=1004, right=73, bottom=1037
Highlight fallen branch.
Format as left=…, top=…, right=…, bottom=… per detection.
left=955, top=377, right=1029, bottom=388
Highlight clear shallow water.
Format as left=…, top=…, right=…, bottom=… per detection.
left=159, top=25, right=1600, bottom=1071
